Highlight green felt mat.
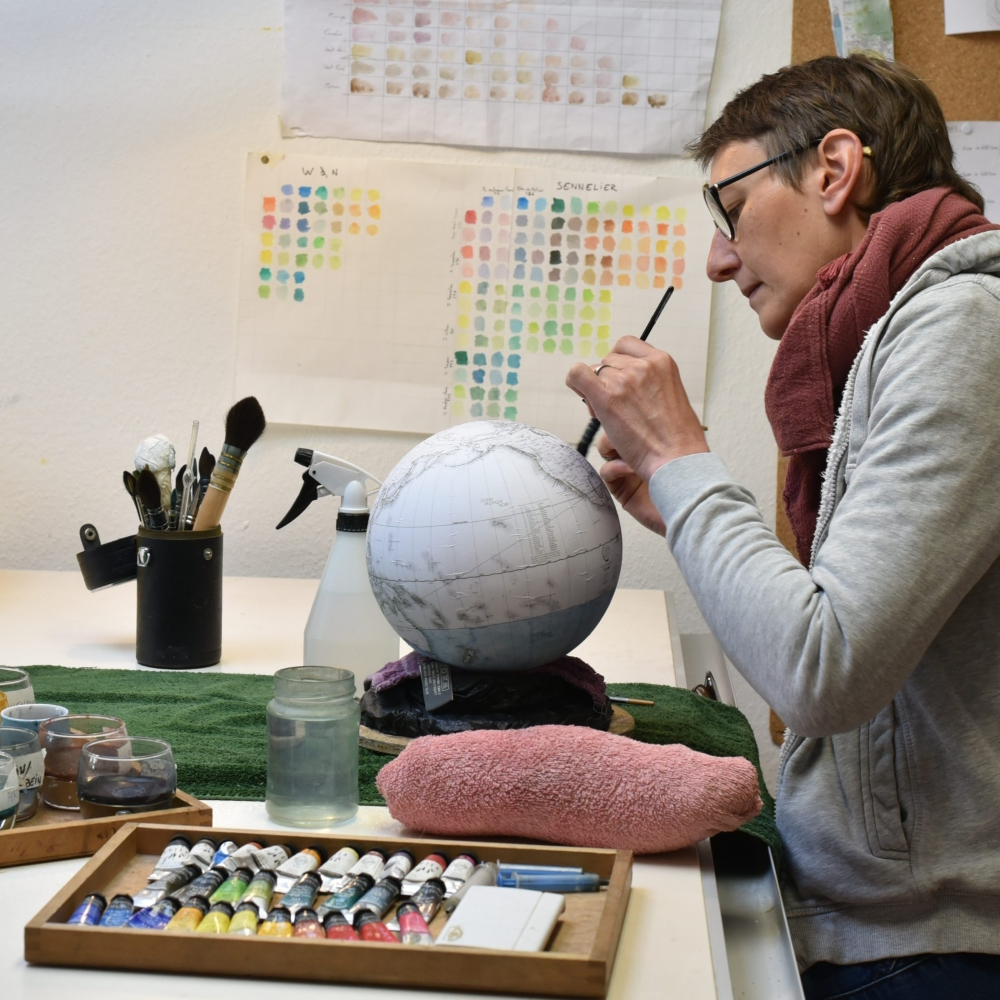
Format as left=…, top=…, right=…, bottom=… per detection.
left=20, top=666, right=778, bottom=854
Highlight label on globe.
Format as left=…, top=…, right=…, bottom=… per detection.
left=420, top=660, right=454, bottom=710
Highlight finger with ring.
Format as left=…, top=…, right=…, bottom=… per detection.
left=593, top=364, right=615, bottom=376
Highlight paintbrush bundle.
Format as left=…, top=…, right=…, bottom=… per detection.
left=125, top=397, right=266, bottom=532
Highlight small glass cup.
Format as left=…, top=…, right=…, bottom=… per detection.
left=0, top=726, right=43, bottom=821
left=39, top=715, right=127, bottom=810
left=0, top=751, right=18, bottom=830
left=0, top=668, right=34, bottom=712
left=77, top=737, right=177, bottom=819
left=1, top=703, right=69, bottom=734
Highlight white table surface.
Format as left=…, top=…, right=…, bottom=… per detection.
left=0, top=569, right=719, bottom=1000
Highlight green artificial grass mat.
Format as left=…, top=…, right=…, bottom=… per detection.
left=20, top=666, right=778, bottom=854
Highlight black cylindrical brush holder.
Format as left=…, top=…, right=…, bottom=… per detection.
left=135, top=526, right=222, bottom=669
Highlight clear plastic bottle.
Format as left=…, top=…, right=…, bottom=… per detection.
left=266, top=666, right=359, bottom=828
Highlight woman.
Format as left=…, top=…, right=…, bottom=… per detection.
left=567, top=56, right=1000, bottom=999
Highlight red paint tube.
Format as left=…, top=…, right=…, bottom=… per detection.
left=324, top=910, right=360, bottom=941
left=397, top=902, right=434, bottom=945
left=354, top=909, right=398, bottom=943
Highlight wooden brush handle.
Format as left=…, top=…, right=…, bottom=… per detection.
left=192, top=449, right=242, bottom=530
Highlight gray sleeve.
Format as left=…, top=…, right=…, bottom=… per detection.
left=648, top=279, right=1000, bottom=736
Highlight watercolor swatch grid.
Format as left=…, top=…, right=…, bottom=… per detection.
left=282, top=0, right=721, bottom=154
left=236, top=154, right=711, bottom=441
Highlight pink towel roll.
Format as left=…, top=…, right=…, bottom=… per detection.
left=377, top=725, right=763, bottom=854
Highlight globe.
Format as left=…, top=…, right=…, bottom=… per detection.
left=367, top=420, right=623, bottom=671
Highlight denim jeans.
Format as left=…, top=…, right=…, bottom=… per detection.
left=801, top=953, right=1000, bottom=1000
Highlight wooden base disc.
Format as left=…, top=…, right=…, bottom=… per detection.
left=359, top=705, right=635, bottom=756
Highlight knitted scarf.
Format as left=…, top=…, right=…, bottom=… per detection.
left=764, top=187, right=998, bottom=562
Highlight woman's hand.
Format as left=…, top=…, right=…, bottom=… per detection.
left=566, top=336, right=709, bottom=492
left=596, top=433, right=666, bottom=536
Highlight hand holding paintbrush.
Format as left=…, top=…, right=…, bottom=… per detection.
left=193, top=396, right=266, bottom=531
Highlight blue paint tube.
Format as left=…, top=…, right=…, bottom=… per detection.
left=67, top=893, right=106, bottom=926
left=98, top=894, right=135, bottom=927
left=317, top=872, right=374, bottom=915
left=127, top=897, right=181, bottom=930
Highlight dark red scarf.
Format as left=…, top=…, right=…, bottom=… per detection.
left=765, top=188, right=998, bottom=563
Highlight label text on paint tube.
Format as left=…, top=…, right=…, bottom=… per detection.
left=1, top=769, right=21, bottom=812
left=16, top=751, right=44, bottom=791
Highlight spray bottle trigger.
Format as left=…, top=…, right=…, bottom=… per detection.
left=276, top=471, right=321, bottom=530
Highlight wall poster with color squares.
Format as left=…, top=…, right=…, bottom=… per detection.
left=282, top=0, right=722, bottom=154
left=235, top=153, right=712, bottom=443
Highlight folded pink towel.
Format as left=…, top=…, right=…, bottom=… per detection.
left=376, top=725, right=763, bottom=854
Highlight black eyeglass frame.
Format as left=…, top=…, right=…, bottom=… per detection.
left=702, top=142, right=820, bottom=241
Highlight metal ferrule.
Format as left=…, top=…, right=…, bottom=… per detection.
left=207, top=445, right=245, bottom=496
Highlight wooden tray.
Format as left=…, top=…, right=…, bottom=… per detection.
left=25, top=823, right=632, bottom=998
left=1, top=791, right=211, bottom=869
left=360, top=706, right=635, bottom=756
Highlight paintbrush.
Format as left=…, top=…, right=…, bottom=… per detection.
left=608, top=695, right=655, bottom=707
left=178, top=420, right=199, bottom=531
left=197, top=447, right=216, bottom=503
left=193, top=396, right=266, bottom=530
left=576, top=284, right=675, bottom=456
left=123, top=470, right=146, bottom=526
left=137, top=466, right=169, bottom=530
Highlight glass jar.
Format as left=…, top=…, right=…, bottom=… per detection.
left=0, top=752, right=18, bottom=830
left=0, top=668, right=34, bottom=712
left=266, top=666, right=359, bottom=828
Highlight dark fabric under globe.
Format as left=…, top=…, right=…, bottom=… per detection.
left=360, top=666, right=614, bottom=737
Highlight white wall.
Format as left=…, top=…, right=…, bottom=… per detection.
left=0, top=0, right=791, bottom=784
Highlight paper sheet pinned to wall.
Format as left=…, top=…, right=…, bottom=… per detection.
left=945, top=0, right=1000, bottom=34
left=949, top=122, right=1000, bottom=222
left=281, top=0, right=722, bottom=155
left=828, top=0, right=894, bottom=58
left=235, top=154, right=712, bottom=441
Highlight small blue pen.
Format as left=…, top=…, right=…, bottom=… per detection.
left=496, top=862, right=584, bottom=876
left=497, top=872, right=606, bottom=893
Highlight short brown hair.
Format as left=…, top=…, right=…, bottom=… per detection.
left=689, top=55, right=984, bottom=214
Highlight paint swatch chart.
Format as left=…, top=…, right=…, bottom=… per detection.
left=235, top=154, right=712, bottom=441
left=282, top=0, right=721, bottom=154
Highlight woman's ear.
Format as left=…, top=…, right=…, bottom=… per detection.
left=814, top=129, right=870, bottom=219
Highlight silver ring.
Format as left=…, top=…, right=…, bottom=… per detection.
left=593, top=364, right=614, bottom=376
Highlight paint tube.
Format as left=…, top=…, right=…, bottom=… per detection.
left=292, top=907, right=325, bottom=939
left=133, top=864, right=201, bottom=909
left=127, top=897, right=180, bottom=930
left=149, top=836, right=217, bottom=879
left=443, top=862, right=498, bottom=913
left=210, top=841, right=239, bottom=868
left=148, top=835, right=191, bottom=876
left=258, top=906, right=294, bottom=937
left=172, top=867, right=227, bottom=905
left=317, top=845, right=361, bottom=891
left=440, top=853, right=478, bottom=895
left=280, top=871, right=321, bottom=917
left=275, top=845, right=325, bottom=893
left=209, top=867, right=253, bottom=905
left=380, top=850, right=415, bottom=882
left=195, top=901, right=233, bottom=933
left=98, top=894, right=135, bottom=927
left=397, top=901, right=434, bottom=945
left=317, top=872, right=374, bottom=915
left=352, top=875, right=402, bottom=920
left=217, top=840, right=263, bottom=874
left=324, top=910, right=360, bottom=941
left=249, top=843, right=294, bottom=874
left=347, top=848, right=387, bottom=881
left=228, top=901, right=261, bottom=936
left=67, top=893, right=106, bottom=926
left=242, top=869, right=278, bottom=918
left=409, top=878, right=446, bottom=922
left=164, top=895, right=210, bottom=932
left=400, top=852, right=449, bottom=896
left=354, top=909, right=398, bottom=943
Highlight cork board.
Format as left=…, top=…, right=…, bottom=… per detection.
left=792, top=0, right=1000, bottom=120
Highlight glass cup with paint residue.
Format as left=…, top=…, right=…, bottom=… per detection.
left=77, top=737, right=176, bottom=819
left=39, top=715, right=127, bottom=810
left=0, top=752, right=18, bottom=830
left=0, top=668, right=34, bottom=713
left=0, top=726, right=44, bottom=821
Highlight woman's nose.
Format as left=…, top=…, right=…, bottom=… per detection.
left=706, top=228, right=741, bottom=283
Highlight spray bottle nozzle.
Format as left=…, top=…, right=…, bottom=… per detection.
left=276, top=449, right=382, bottom=530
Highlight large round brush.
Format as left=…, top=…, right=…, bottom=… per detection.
left=137, top=466, right=168, bottom=530
left=193, top=396, right=266, bottom=530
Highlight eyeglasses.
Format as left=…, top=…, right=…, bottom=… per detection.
left=703, top=141, right=871, bottom=240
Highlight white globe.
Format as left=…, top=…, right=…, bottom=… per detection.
left=367, top=421, right=623, bottom=671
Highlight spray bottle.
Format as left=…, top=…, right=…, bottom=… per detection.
left=276, top=450, right=399, bottom=694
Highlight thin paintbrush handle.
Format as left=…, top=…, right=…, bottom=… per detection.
left=576, top=285, right=675, bottom=457
left=192, top=444, right=245, bottom=530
